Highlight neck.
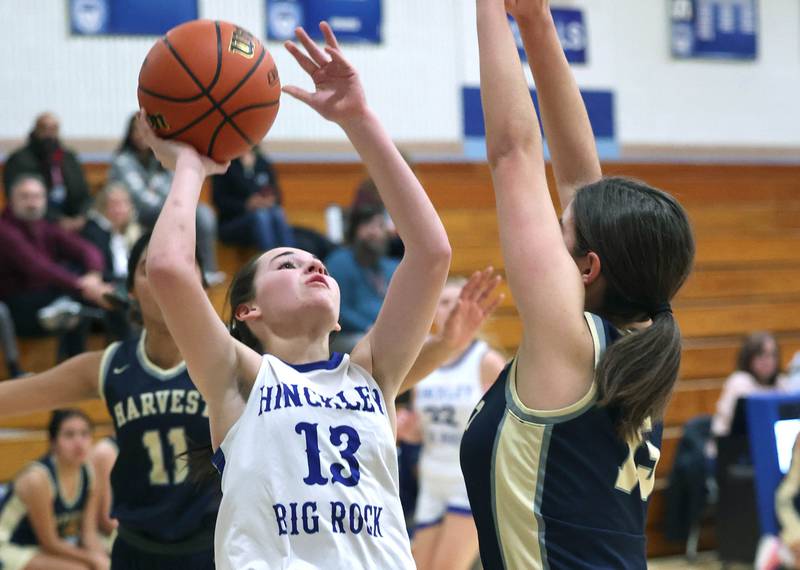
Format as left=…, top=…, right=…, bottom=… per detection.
left=141, top=322, right=184, bottom=369
left=262, top=333, right=331, bottom=365
left=52, top=454, right=82, bottom=475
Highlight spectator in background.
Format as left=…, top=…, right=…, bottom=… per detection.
left=109, top=113, right=224, bottom=284
left=0, top=409, right=109, bottom=570
left=2, top=112, right=91, bottom=231
left=351, top=178, right=404, bottom=259
left=81, top=183, right=142, bottom=286
left=211, top=146, right=294, bottom=251
left=325, top=207, right=399, bottom=353
left=0, top=174, right=112, bottom=359
left=712, top=332, right=790, bottom=440
left=0, top=301, right=24, bottom=378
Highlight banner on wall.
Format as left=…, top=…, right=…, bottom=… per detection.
left=670, top=0, right=757, bottom=60
left=510, top=8, right=588, bottom=64
left=462, top=87, right=616, bottom=159
left=70, top=0, right=198, bottom=35
left=267, top=0, right=382, bottom=43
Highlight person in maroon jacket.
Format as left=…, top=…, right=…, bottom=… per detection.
left=0, top=173, right=113, bottom=359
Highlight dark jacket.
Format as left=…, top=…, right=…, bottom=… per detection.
left=664, top=415, right=712, bottom=541
left=0, top=209, right=104, bottom=299
left=211, top=153, right=282, bottom=224
left=3, top=136, right=91, bottom=221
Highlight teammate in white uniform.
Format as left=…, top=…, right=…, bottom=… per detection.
left=141, top=22, right=451, bottom=569
left=403, top=280, right=506, bottom=570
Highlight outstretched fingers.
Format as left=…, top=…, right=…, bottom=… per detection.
left=284, top=40, right=318, bottom=76
left=295, top=26, right=330, bottom=67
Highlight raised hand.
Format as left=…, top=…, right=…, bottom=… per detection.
left=440, top=267, right=504, bottom=353
left=282, top=22, right=368, bottom=125
left=136, top=111, right=229, bottom=177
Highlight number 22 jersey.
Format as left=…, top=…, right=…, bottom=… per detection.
left=213, top=352, right=414, bottom=570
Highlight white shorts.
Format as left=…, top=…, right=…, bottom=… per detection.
left=414, top=472, right=472, bottom=530
left=0, top=543, right=38, bottom=570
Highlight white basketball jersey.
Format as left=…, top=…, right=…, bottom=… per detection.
left=214, top=353, right=415, bottom=570
left=414, top=341, right=488, bottom=481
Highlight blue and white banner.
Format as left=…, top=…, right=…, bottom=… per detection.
left=510, top=8, right=587, bottom=64
left=267, top=0, right=382, bottom=44
left=462, top=87, right=617, bottom=159
left=671, top=0, right=757, bottom=60
left=70, top=0, right=198, bottom=36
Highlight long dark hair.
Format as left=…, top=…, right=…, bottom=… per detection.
left=736, top=331, right=781, bottom=386
left=48, top=409, right=92, bottom=442
left=571, top=177, right=695, bottom=440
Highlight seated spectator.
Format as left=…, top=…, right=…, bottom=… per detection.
left=712, top=332, right=790, bottom=440
left=212, top=147, right=294, bottom=252
left=108, top=113, right=224, bottom=285
left=325, top=207, right=399, bottom=353
left=0, top=409, right=110, bottom=569
left=2, top=112, right=91, bottom=231
left=0, top=301, right=24, bottom=378
left=350, top=178, right=404, bottom=259
left=81, top=183, right=142, bottom=285
left=0, top=174, right=112, bottom=359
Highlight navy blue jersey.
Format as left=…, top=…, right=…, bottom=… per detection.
left=460, top=313, right=662, bottom=569
left=0, top=455, right=90, bottom=546
left=100, top=332, right=220, bottom=543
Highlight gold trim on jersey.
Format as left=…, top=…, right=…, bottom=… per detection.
left=0, top=493, right=26, bottom=544
left=505, top=313, right=608, bottom=425
left=137, top=330, right=187, bottom=379
left=98, top=341, right=121, bottom=403
left=492, top=411, right=552, bottom=569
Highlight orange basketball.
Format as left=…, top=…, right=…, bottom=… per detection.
left=138, top=20, right=280, bottom=163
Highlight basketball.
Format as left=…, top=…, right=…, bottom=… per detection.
left=137, top=20, right=280, bottom=163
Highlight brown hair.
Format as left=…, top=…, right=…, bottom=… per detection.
left=736, top=331, right=781, bottom=386
left=571, top=177, right=695, bottom=441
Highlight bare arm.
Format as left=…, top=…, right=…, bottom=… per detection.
left=283, top=24, right=451, bottom=400
left=81, top=470, right=107, bottom=557
left=0, top=352, right=101, bottom=417
left=141, top=118, right=261, bottom=450
left=477, top=0, right=592, bottom=410
left=510, top=0, right=601, bottom=206
left=480, top=349, right=508, bottom=392
left=399, top=268, right=503, bottom=394
left=89, top=440, right=118, bottom=536
left=17, top=468, right=105, bottom=568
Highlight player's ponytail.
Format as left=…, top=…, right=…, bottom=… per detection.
left=571, top=178, right=695, bottom=441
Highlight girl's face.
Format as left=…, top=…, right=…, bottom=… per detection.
left=251, top=248, right=341, bottom=334
left=131, top=246, right=203, bottom=326
left=52, top=416, right=92, bottom=466
left=105, top=188, right=133, bottom=231
left=433, top=285, right=462, bottom=332
left=752, top=337, right=779, bottom=384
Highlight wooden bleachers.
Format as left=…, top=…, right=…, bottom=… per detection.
left=1, top=160, right=799, bottom=557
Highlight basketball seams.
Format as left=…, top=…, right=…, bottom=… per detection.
left=141, top=23, right=277, bottom=161
left=162, top=36, right=267, bottom=156
left=206, top=100, right=280, bottom=157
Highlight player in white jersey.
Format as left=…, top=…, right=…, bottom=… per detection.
left=403, top=279, right=506, bottom=570
left=141, top=22, right=451, bottom=569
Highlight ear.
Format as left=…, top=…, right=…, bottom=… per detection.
left=334, top=322, right=342, bottom=333
left=235, top=303, right=262, bottom=323
left=579, top=251, right=603, bottom=286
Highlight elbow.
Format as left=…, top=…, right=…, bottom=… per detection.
left=145, top=250, right=195, bottom=288
left=486, top=134, right=537, bottom=169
